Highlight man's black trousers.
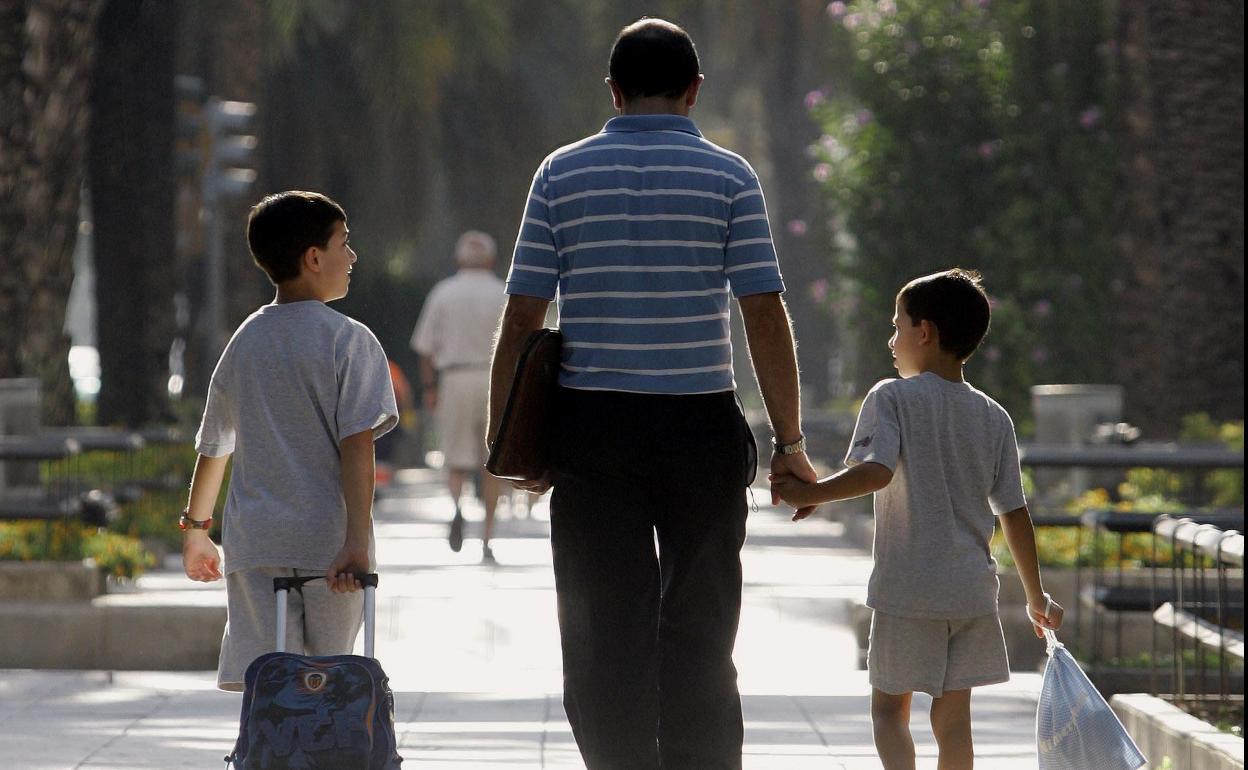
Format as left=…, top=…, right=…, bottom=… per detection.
left=550, top=387, right=756, bottom=770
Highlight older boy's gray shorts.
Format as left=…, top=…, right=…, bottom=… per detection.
left=217, top=566, right=364, bottom=692
left=867, top=609, right=1010, bottom=698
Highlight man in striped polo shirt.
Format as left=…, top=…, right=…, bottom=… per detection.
left=487, top=18, right=816, bottom=769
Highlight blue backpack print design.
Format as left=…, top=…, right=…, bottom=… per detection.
left=225, top=573, right=402, bottom=770
left=226, top=652, right=400, bottom=769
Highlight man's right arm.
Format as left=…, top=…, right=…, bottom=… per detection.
left=738, top=292, right=818, bottom=515
left=487, top=294, right=551, bottom=456
left=419, top=355, right=438, bottom=410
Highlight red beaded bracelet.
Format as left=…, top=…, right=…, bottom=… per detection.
left=179, top=514, right=213, bottom=531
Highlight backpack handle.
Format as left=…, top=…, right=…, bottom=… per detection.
left=273, top=573, right=379, bottom=657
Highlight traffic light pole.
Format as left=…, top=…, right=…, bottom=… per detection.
left=204, top=194, right=227, bottom=368
left=198, top=96, right=256, bottom=376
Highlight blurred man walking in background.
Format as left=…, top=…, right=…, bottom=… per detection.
left=411, top=230, right=506, bottom=564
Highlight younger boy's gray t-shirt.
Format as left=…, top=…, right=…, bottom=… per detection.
left=846, top=372, right=1026, bottom=619
left=195, top=301, right=399, bottom=575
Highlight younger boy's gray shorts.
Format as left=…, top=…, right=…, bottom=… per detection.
left=867, top=609, right=1010, bottom=698
left=218, top=566, right=365, bottom=692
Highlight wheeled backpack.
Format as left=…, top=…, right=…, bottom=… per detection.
left=225, top=573, right=402, bottom=769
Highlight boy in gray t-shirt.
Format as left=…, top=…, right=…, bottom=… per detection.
left=774, top=269, right=1063, bottom=770
left=180, top=191, right=398, bottom=690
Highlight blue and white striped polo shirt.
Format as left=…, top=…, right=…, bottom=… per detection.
left=506, top=114, right=785, bottom=395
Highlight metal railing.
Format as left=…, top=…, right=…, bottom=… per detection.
left=1151, top=515, right=1244, bottom=728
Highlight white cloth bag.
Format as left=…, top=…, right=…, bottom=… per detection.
left=1036, top=628, right=1147, bottom=769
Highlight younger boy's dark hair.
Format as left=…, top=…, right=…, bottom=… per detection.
left=897, top=268, right=991, bottom=361
left=246, top=191, right=346, bottom=284
left=608, top=18, right=700, bottom=101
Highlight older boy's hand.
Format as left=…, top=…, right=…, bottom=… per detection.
left=326, top=540, right=369, bottom=593
left=182, top=531, right=222, bottom=582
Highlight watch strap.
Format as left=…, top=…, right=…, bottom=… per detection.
left=774, top=435, right=806, bottom=455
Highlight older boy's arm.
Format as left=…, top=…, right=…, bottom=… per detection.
left=999, top=506, right=1064, bottom=636
left=487, top=294, right=550, bottom=490
left=182, top=454, right=228, bottom=582
left=327, top=429, right=375, bottom=593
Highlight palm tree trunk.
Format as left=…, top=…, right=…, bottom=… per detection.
left=90, top=0, right=179, bottom=427
left=1112, top=0, right=1245, bottom=435
left=0, top=0, right=100, bottom=426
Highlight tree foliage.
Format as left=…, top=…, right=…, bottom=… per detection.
left=810, top=0, right=1116, bottom=423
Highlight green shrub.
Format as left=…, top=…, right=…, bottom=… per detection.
left=0, top=521, right=153, bottom=579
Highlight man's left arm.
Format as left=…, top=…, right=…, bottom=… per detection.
left=487, top=294, right=551, bottom=488
left=739, top=292, right=818, bottom=518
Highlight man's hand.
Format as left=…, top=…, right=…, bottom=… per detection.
left=423, top=387, right=438, bottom=411
left=326, top=538, right=369, bottom=593
left=770, top=450, right=818, bottom=520
left=509, top=473, right=552, bottom=495
left=771, top=472, right=823, bottom=511
left=182, top=531, right=222, bottom=582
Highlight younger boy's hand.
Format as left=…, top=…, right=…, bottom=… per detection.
left=1027, top=595, right=1065, bottom=638
left=326, top=540, right=369, bottom=593
left=770, top=451, right=818, bottom=521
left=770, top=473, right=822, bottom=516
left=182, top=532, right=222, bottom=582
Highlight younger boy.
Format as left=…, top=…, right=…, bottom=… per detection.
left=181, top=191, right=398, bottom=691
left=773, top=269, right=1063, bottom=769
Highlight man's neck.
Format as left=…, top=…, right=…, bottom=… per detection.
left=619, top=99, right=690, bottom=117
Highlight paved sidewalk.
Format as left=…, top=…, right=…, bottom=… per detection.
left=0, top=470, right=1042, bottom=769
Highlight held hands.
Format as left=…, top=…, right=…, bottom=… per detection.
left=326, top=537, right=370, bottom=593
left=1026, top=593, right=1065, bottom=639
left=182, top=531, right=222, bottom=582
left=770, top=451, right=819, bottom=521
left=770, top=472, right=824, bottom=515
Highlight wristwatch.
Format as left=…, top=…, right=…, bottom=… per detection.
left=773, top=435, right=806, bottom=455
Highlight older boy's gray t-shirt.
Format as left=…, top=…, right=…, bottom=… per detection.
left=846, top=372, right=1026, bottom=619
left=195, top=301, right=398, bottom=575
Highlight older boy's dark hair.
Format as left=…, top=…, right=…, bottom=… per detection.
left=897, top=268, right=992, bottom=361
left=608, top=18, right=700, bottom=101
left=246, top=191, right=346, bottom=284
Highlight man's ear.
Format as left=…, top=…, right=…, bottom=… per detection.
left=606, top=78, right=625, bottom=111
left=685, top=74, right=705, bottom=108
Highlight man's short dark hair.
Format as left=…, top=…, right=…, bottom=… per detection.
left=608, top=18, right=700, bottom=101
left=897, top=268, right=992, bottom=361
left=246, top=191, right=346, bottom=284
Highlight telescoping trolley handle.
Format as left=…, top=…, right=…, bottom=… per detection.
left=272, top=573, right=379, bottom=657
